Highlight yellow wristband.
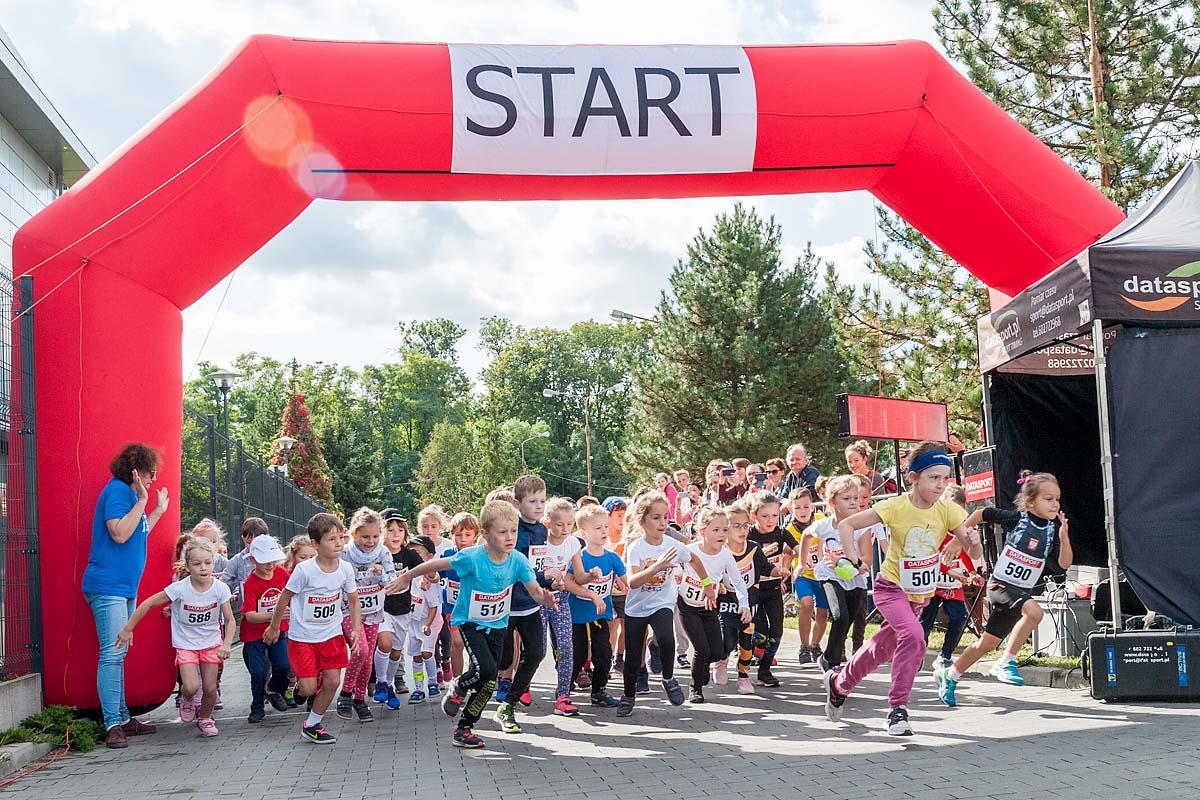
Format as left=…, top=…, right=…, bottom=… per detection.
left=700, top=577, right=713, bottom=587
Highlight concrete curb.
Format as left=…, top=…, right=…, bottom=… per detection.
left=0, top=742, right=54, bottom=781
left=922, top=649, right=1086, bottom=689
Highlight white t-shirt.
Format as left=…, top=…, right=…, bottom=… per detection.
left=543, top=536, right=582, bottom=597
left=812, top=518, right=856, bottom=590
left=164, top=577, right=231, bottom=651
left=285, top=558, right=357, bottom=643
left=855, top=524, right=889, bottom=590
left=623, top=537, right=691, bottom=618
left=681, top=543, right=748, bottom=610
left=410, top=576, right=443, bottom=623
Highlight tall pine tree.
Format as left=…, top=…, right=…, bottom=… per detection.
left=626, top=204, right=847, bottom=473
left=274, top=392, right=337, bottom=511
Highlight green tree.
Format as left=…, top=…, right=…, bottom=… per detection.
left=935, top=0, right=1200, bottom=211
left=397, top=318, right=467, bottom=363
left=274, top=392, right=337, bottom=510
left=626, top=204, right=848, bottom=474
left=415, top=421, right=478, bottom=513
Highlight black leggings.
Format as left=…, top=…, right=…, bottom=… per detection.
left=822, top=581, right=867, bottom=667
left=458, top=623, right=506, bottom=728
left=622, top=608, right=675, bottom=697
left=499, top=611, right=546, bottom=699
left=572, top=620, right=613, bottom=695
left=752, top=585, right=784, bottom=672
left=678, top=602, right=723, bottom=688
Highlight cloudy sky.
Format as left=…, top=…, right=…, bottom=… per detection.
left=3, top=0, right=935, bottom=380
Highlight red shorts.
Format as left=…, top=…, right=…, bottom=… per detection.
left=287, top=636, right=348, bottom=679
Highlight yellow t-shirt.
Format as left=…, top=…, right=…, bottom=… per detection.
left=787, top=513, right=825, bottom=579
left=874, top=495, right=967, bottom=601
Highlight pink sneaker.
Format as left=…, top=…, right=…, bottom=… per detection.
left=712, top=659, right=729, bottom=685
left=197, top=718, right=219, bottom=737
left=179, top=697, right=196, bottom=723
left=736, top=676, right=755, bottom=695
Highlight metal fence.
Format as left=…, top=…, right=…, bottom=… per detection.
left=1, top=276, right=41, bottom=678
left=181, top=406, right=325, bottom=550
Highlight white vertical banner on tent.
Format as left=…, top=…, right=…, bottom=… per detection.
left=448, top=44, right=757, bottom=175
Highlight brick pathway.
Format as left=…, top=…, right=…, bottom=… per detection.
left=7, top=629, right=1200, bottom=799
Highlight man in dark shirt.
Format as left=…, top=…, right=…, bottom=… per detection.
left=779, top=444, right=821, bottom=499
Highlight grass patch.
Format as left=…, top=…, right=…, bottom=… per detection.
left=0, top=706, right=107, bottom=753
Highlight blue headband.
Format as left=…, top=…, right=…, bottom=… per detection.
left=909, top=449, right=953, bottom=473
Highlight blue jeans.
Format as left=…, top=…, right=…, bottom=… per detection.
left=920, top=595, right=969, bottom=660
left=85, top=593, right=135, bottom=730
left=242, top=636, right=290, bottom=712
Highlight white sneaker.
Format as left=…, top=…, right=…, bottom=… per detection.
left=931, top=655, right=952, bottom=672
left=712, top=659, right=729, bottom=685
left=886, top=705, right=913, bottom=736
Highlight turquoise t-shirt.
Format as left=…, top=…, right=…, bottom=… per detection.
left=448, top=545, right=536, bottom=630
left=81, top=477, right=148, bottom=599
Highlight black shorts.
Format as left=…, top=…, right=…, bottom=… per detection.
left=984, top=584, right=1030, bottom=639
left=612, top=594, right=626, bottom=619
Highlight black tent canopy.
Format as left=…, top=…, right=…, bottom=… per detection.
left=977, top=161, right=1200, bottom=627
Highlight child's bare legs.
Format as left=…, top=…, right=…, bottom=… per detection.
left=797, top=595, right=814, bottom=648
left=450, top=627, right=465, bottom=676
left=298, top=669, right=341, bottom=715
left=1003, top=602, right=1043, bottom=660
left=198, top=662, right=220, bottom=719
left=179, top=664, right=201, bottom=709
left=812, top=608, right=829, bottom=648
left=952, top=632, right=1001, bottom=675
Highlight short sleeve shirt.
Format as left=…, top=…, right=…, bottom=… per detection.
left=164, top=577, right=231, bottom=650
left=284, top=558, right=357, bottom=643
left=81, top=478, right=148, bottom=598
left=447, top=546, right=537, bottom=630
left=623, top=537, right=691, bottom=618
left=568, top=549, right=626, bottom=623
left=240, top=566, right=290, bottom=641
left=875, top=495, right=967, bottom=601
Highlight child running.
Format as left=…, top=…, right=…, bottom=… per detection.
left=679, top=506, right=750, bottom=703
left=602, top=496, right=628, bottom=675
left=440, top=512, right=480, bottom=681
left=117, top=537, right=234, bottom=737
left=812, top=475, right=868, bottom=672
left=239, top=534, right=292, bottom=723
left=936, top=472, right=1071, bottom=706
left=619, top=490, right=717, bottom=717
left=821, top=441, right=982, bottom=736
left=265, top=513, right=363, bottom=745
left=921, top=485, right=981, bottom=672
left=405, top=535, right=444, bottom=703
left=786, top=489, right=829, bottom=666
left=722, top=500, right=775, bottom=694
left=568, top=503, right=626, bottom=708
left=394, top=500, right=554, bottom=749
left=374, top=508, right=421, bottom=708
left=541, top=497, right=594, bottom=716
left=746, top=492, right=791, bottom=687
left=335, top=507, right=394, bottom=722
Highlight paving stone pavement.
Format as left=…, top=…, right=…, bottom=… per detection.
left=6, top=629, right=1200, bottom=799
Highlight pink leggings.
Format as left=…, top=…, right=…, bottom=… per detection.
left=340, top=618, right=380, bottom=701
left=835, top=578, right=928, bottom=709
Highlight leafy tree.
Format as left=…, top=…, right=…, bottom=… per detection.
left=273, top=392, right=336, bottom=510
left=415, top=421, right=478, bottom=513
left=397, top=318, right=467, bottom=363
left=626, top=203, right=848, bottom=474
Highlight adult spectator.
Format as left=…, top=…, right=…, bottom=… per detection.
left=673, top=469, right=694, bottom=523
left=779, top=444, right=821, bottom=498
left=719, top=458, right=749, bottom=505
left=764, top=458, right=786, bottom=493
left=655, top=472, right=679, bottom=521
left=82, top=443, right=170, bottom=749
left=844, top=439, right=896, bottom=496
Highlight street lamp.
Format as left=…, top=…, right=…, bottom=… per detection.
left=273, top=435, right=297, bottom=479
left=518, top=431, right=551, bottom=471
left=208, top=366, right=241, bottom=441
left=610, top=308, right=655, bottom=323
left=542, top=384, right=621, bottom=496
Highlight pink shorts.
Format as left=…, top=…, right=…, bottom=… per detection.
left=175, top=644, right=223, bottom=665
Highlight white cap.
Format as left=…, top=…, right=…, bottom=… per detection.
left=248, top=534, right=285, bottom=564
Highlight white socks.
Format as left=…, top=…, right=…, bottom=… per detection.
left=423, top=657, right=437, bottom=686
left=373, top=648, right=391, bottom=684
left=386, top=656, right=402, bottom=684
left=305, top=711, right=322, bottom=727
left=948, top=667, right=963, bottom=680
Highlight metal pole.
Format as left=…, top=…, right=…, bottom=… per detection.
left=893, top=438, right=903, bottom=493
left=1092, top=318, right=1122, bottom=627
left=18, top=276, right=44, bottom=676
left=981, top=373, right=994, bottom=445
left=584, top=396, right=594, bottom=497
left=236, top=440, right=246, bottom=548
left=206, top=414, right=217, bottom=520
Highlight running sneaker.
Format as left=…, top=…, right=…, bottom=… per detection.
left=494, top=677, right=512, bottom=703
left=798, top=648, right=814, bottom=665
left=934, top=667, right=958, bottom=707
left=676, top=654, right=691, bottom=670
left=613, top=653, right=625, bottom=673
left=689, top=687, right=705, bottom=704
left=372, top=681, right=390, bottom=703
left=817, top=653, right=831, bottom=673
left=990, top=658, right=1025, bottom=686
left=663, top=677, right=685, bottom=706
left=591, top=692, right=619, bottom=707
left=554, top=696, right=580, bottom=716
left=197, top=718, right=219, bottom=737
left=353, top=700, right=374, bottom=722
left=886, top=705, right=913, bottom=736
left=494, top=702, right=522, bottom=734
left=648, top=642, right=663, bottom=674
left=266, top=692, right=289, bottom=712
left=408, top=689, right=426, bottom=704
left=823, top=669, right=847, bottom=723
left=179, top=697, right=196, bottom=723
left=305, top=694, right=315, bottom=713
left=576, top=668, right=592, bottom=689
left=386, top=686, right=401, bottom=710
left=284, top=686, right=298, bottom=708
left=616, top=696, right=635, bottom=717
left=438, top=661, right=452, bottom=685
left=301, top=723, right=336, bottom=744
left=428, top=684, right=441, bottom=700
left=213, top=694, right=223, bottom=710
left=757, top=669, right=781, bottom=688
left=517, top=690, right=532, bottom=707
left=394, top=674, right=409, bottom=695
left=635, top=668, right=650, bottom=694
left=771, top=657, right=779, bottom=666
left=452, top=725, right=485, bottom=748
left=736, top=676, right=755, bottom=695
left=441, top=685, right=465, bottom=718
left=712, top=658, right=729, bottom=685
left=336, top=694, right=354, bottom=719
left=247, top=708, right=265, bottom=724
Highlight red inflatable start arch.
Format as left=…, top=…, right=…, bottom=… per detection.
left=14, top=36, right=1121, bottom=709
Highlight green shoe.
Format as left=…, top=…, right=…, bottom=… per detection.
left=493, top=701, right=522, bottom=734
left=934, top=666, right=958, bottom=707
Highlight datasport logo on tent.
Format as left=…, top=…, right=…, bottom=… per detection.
left=1121, top=261, right=1200, bottom=311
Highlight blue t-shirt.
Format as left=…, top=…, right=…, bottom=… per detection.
left=568, top=549, right=627, bottom=624
left=441, top=546, right=460, bottom=613
left=511, top=517, right=551, bottom=614
left=81, top=477, right=149, bottom=598
left=448, top=545, right=537, bottom=630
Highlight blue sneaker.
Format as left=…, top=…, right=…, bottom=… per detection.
left=648, top=642, right=662, bottom=675
left=934, top=666, right=958, bottom=707
left=408, top=689, right=426, bottom=704
left=385, top=686, right=401, bottom=710
left=495, top=677, right=512, bottom=703
left=428, top=684, right=441, bottom=699
left=635, top=668, right=650, bottom=694
left=990, top=658, right=1025, bottom=686
left=372, top=682, right=389, bottom=704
